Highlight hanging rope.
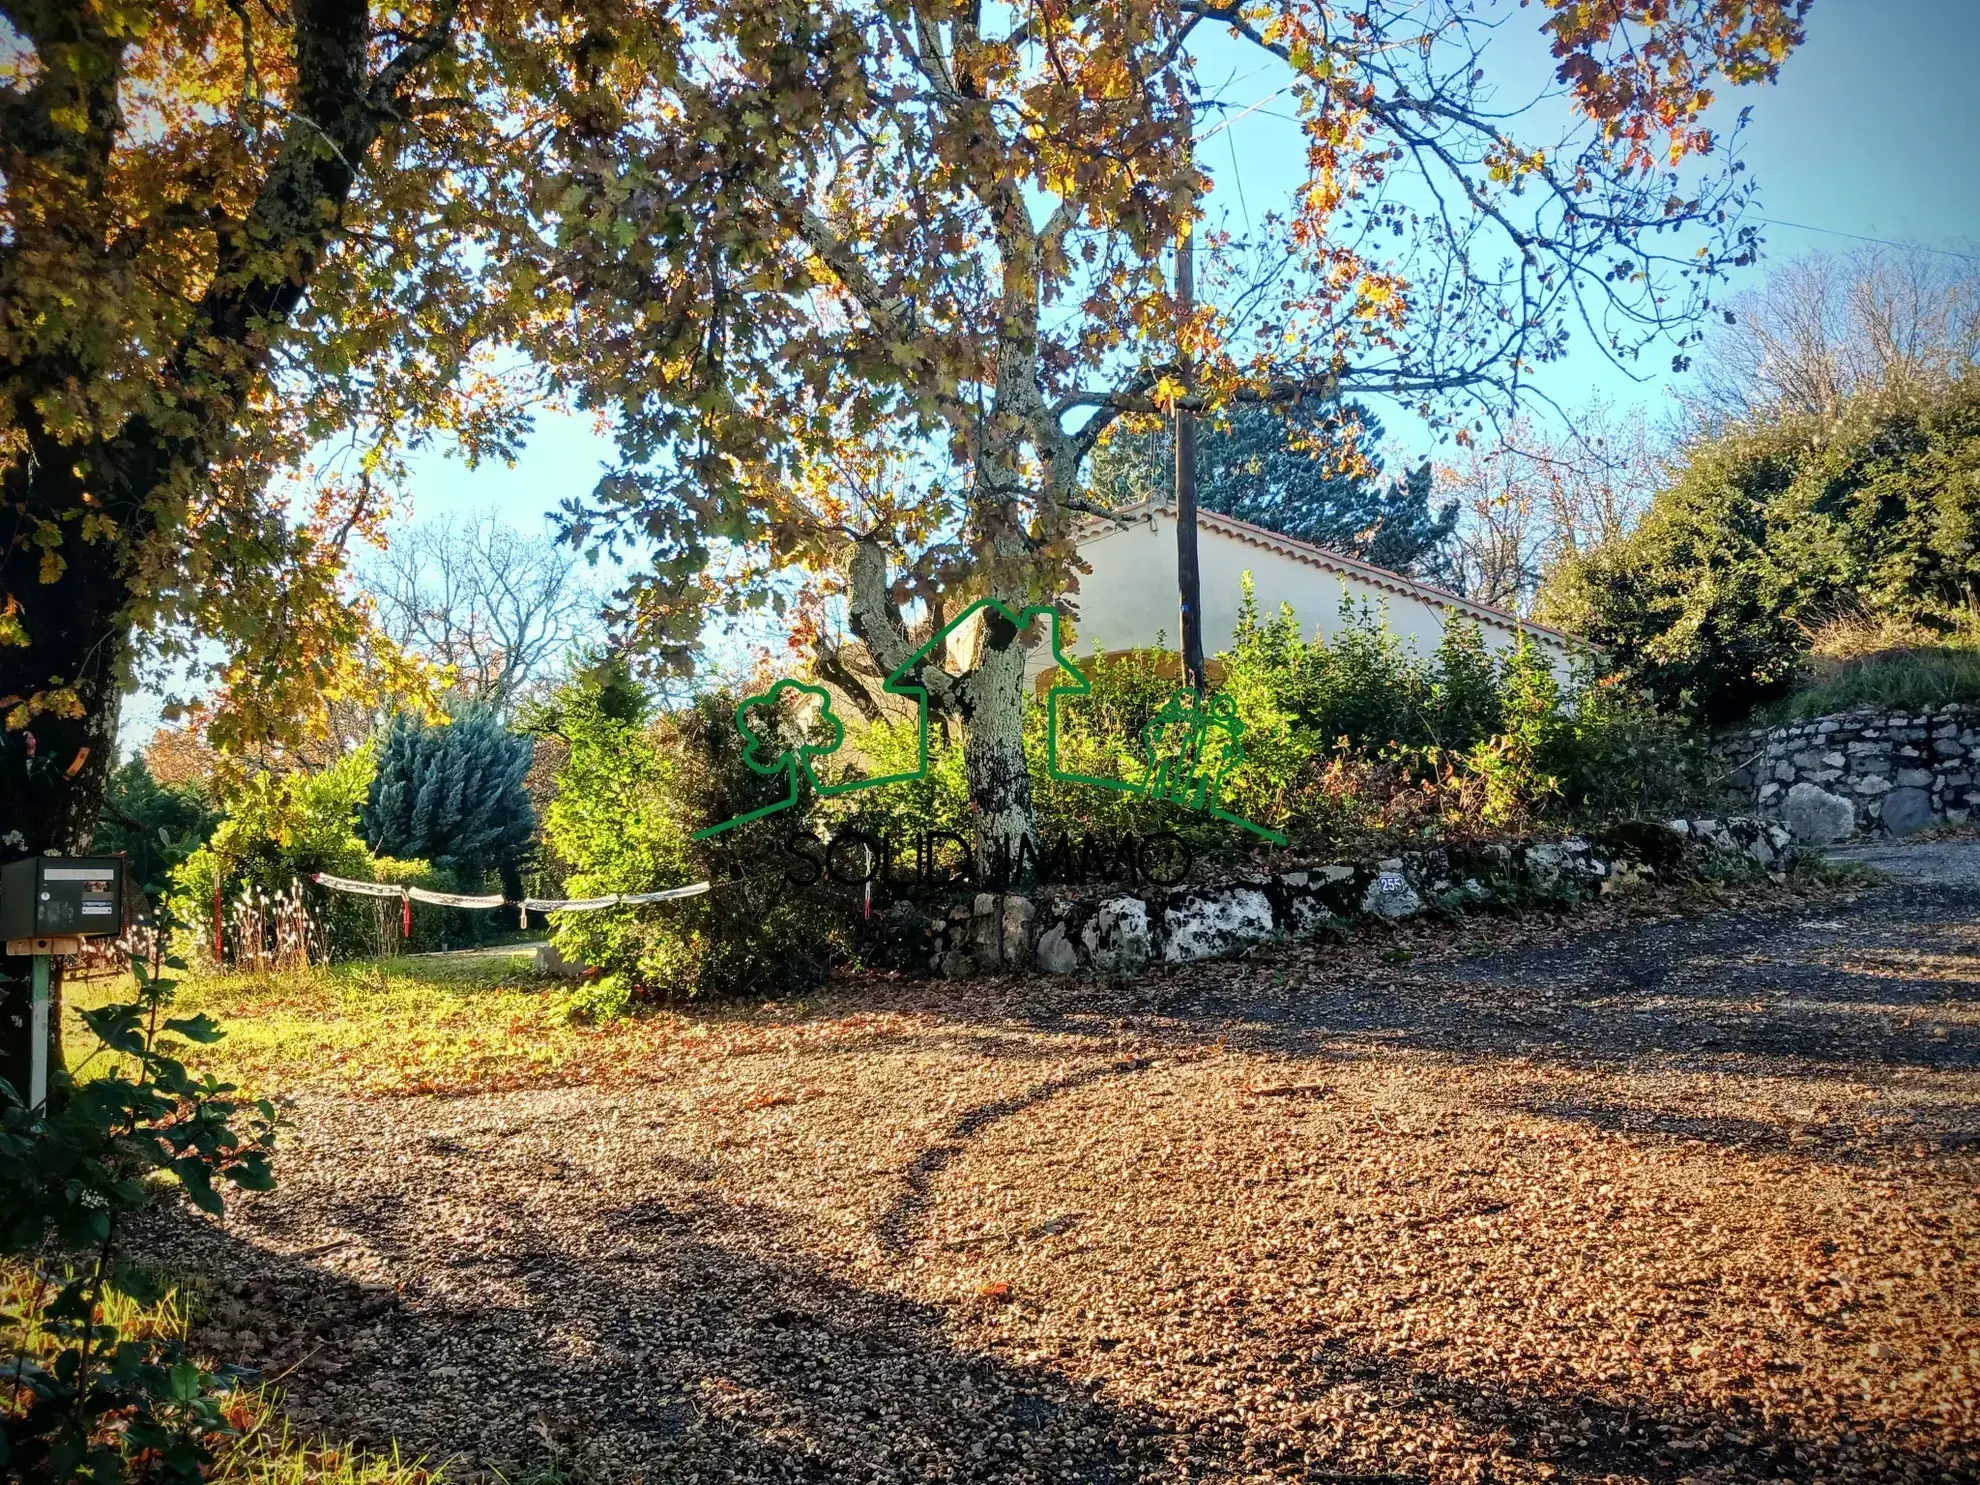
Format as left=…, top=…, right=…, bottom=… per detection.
left=310, top=872, right=712, bottom=915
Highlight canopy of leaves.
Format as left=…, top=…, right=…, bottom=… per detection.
left=361, top=707, right=535, bottom=880
left=1537, top=376, right=1980, bottom=721
left=545, top=0, right=1809, bottom=664
left=1087, top=402, right=1456, bottom=574
left=0, top=0, right=839, bottom=858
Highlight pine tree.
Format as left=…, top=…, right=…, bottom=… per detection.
left=1087, top=401, right=1457, bottom=575
left=362, top=707, right=536, bottom=897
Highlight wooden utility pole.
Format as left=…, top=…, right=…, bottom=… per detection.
left=1174, top=94, right=1206, bottom=694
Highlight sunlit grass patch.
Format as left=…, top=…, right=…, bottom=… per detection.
left=1769, top=613, right=1980, bottom=719
left=61, top=952, right=848, bottom=1100
left=64, top=953, right=597, bottom=1098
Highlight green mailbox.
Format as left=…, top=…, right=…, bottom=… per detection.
left=2, top=855, right=124, bottom=942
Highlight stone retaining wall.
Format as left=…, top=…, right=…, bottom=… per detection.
left=1715, top=704, right=1976, bottom=841
left=908, top=817, right=1794, bottom=977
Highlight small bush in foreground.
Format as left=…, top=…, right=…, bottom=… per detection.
left=1, top=942, right=276, bottom=1481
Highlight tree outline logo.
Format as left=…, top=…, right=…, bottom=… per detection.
left=694, top=600, right=1285, bottom=845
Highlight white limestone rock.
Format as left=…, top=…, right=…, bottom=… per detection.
left=1361, top=868, right=1422, bottom=920
left=1162, top=888, right=1276, bottom=963
left=1782, top=781, right=1856, bottom=845
left=1081, top=897, right=1152, bottom=973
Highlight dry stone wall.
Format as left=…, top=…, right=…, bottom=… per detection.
left=910, top=817, right=1795, bottom=977
left=1716, top=704, right=1976, bottom=842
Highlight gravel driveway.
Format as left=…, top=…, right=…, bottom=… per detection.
left=143, top=863, right=1979, bottom=1484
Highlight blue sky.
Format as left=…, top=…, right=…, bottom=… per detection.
left=399, top=0, right=1980, bottom=539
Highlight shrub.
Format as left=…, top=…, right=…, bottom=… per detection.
left=1538, top=376, right=1980, bottom=721
left=165, top=749, right=378, bottom=967
left=536, top=660, right=848, bottom=1002
left=1, top=941, right=276, bottom=1480
left=836, top=586, right=1697, bottom=861
left=537, top=595, right=1698, bottom=1003
left=162, top=750, right=477, bottom=965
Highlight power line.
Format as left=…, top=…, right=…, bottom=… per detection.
left=1195, top=86, right=1291, bottom=143
left=1227, top=127, right=1252, bottom=236
left=1757, top=217, right=1980, bottom=265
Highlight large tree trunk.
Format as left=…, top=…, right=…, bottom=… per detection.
left=957, top=604, right=1035, bottom=880
left=0, top=438, right=133, bottom=1100
left=844, top=537, right=1041, bottom=878
left=0, top=0, right=461, bottom=1099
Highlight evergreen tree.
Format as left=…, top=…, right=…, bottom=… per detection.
left=1538, top=375, right=1980, bottom=721
left=362, top=707, right=536, bottom=897
left=1087, top=402, right=1457, bottom=575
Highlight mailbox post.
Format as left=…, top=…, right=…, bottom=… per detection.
left=2, top=856, right=124, bottom=1112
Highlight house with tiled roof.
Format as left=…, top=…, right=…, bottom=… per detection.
left=1050, top=498, right=1582, bottom=678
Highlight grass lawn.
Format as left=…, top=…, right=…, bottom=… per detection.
left=62, top=949, right=864, bottom=1101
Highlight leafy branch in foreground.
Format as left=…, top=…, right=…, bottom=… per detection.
left=0, top=937, right=275, bottom=1483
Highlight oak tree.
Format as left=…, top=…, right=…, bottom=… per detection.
left=0, top=0, right=834, bottom=1070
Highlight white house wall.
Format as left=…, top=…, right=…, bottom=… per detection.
left=1039, top=508, right=1577, bottom=680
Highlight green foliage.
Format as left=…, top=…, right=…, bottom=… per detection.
left=361, top=707, right=535, bottom=889
left=89, top=760, right=220, bottom=901
left=166, top=746, right=374, bottom=901
left=1538, top=377, right=1980, bottom=721
left=1767, top=645, right=1980, bottom=720
left=1087, top=402, right=1458, bottom=574
left=0, top=943, right=276, bottom=1482
left=837, top=582, right=1696, bottom=859
left=539, top=601, right=1696, bottom=1003
left=555, top=973, right=635, bottom=1027
left=162, top=749, right=467, bottom=963
left=537, top=659, right=847, bottom=1004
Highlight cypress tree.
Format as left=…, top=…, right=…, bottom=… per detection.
left=363, top=706, right=536, bottom=898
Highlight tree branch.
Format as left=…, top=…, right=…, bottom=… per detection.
left=846, top=536, right=960, bottom=711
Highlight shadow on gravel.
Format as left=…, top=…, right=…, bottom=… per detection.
left=143, top=1190, right=1976, bottom=1485
left=896, top=885, right=1980, bottom=1081
left=150, top=1192, right=1169, bottom=1482
left=875, top=1054, right=1156, bottom=1253
left=122, top=875, right=1980, bottom=1481
left=822, top=882, right=1980, bottom=1163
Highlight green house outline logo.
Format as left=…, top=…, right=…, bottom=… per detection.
left=692, top=599, right=1285, bottom=845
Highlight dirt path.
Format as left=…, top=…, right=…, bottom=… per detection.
left=143, top=868, right=1980, bottom=1484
